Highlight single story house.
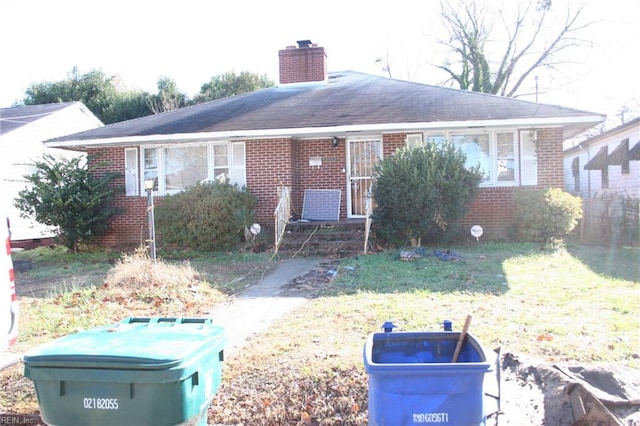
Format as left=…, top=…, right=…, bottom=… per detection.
left=45, top=41, right=604, bottom=248
left=0, top=102, right=103, bottom=246
left=564, top=116, right=640, bottom=199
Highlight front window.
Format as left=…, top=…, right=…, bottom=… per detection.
left=451, top=133, right=491, bottom=183
left=164, top=145, right=208, bottom=190
left=427, top=130, right=518, bottom=186
left=144, top=149, right=159, bottom=190
left=141, top=141, right=244, bottom=194
left=496, top=132, right=515, bottom=182
left=213, top=144, right=229, bottom=182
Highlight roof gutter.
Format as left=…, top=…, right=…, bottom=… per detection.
left=45, top=114, right=605, bottom=148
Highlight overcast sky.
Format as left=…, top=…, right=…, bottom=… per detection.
left=1, top=0, right=638, bottom=126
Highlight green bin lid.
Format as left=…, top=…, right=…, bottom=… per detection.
left=23, top=317, right=227, bottom=370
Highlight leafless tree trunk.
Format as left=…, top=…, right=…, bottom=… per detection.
left=437, top=0, right=593, bottom=97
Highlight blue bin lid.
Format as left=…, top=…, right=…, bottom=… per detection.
left=23, top=317, right=227, bottom=370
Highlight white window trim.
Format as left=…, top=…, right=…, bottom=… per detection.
left=423, top=129, right=521, bottom=187
left=138, top=141, right=245, bottom=196
left=124, top=148, right=139, bottom=196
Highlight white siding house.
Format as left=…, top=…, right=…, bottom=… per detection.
left=0, top=102, right=103, bottom=242
left=564, top=116, right=640, bottom=199
left=564, top=117, right=640, bottom=242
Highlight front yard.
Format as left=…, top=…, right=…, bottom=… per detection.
left=1, top=242, right=638, bottom=424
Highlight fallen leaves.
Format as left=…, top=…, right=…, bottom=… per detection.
left=209, top=362, right=368, bottom=425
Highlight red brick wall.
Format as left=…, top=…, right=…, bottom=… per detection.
left=85, top=127, right=565, bottom=248
left=247, top=138, right=346, bottom=224
left=383, top=133, right=408, bottom=156
left=87, top=147, right=151, bottom=248
left=292, top=138, right=347, bottom=219
left=246, top=138, right=294, bottom=226
left=278, top=45, right=327, bottom=84
left=379, top=130, right=565, bottom=240
left=461, top=188, right=517, bottom=240
left=459, top=128, right=565, bottom=240
left=535, top=128, right=564, bottom=187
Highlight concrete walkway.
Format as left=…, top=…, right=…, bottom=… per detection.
left=0, top=349, right=19, bottom=372
left=0, top=257, right=321, bottom=371
left=207, top=257, right=321, bottom=355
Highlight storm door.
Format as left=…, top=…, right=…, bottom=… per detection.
left=347, top=137, right=382, bottom=218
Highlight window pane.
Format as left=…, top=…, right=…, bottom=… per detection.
left=452, top=134, right=490, bottom=181
left=232, top=143, right=244, bottom=167
left=164, top=145, right=208, bottom=190
left=497, top=133, right=515, bottom=182
left=230, top=142, right=246, bottom=187
left=426, top=135, right=446, bottom=148
left=125, top=148, right=138, bottom=196
left=214, top=144, right=229, bottom=167
left=143, top=148, right=159, bottom=190
left=212, top=144, right=229, bottom=181
left=144, top=149, right=157, bottom=168
left=213, top=169, right=228, bottom=182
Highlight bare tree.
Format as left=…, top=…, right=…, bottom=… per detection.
left=375, top=50, right=393, bottom=78
left=437, top=0, right=593, bottom=97
left=615, top=98, right=640, bottom=124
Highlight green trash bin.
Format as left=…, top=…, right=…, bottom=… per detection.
left=23, top=317, right=227, bottom=426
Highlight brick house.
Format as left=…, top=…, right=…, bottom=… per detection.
left=46, top=41, right=604, bottom=248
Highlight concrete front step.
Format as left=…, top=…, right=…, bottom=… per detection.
left=278, top=220, right=373, bottom=256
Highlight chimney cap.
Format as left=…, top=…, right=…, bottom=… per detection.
left=296, top=40, right=313, bottom=48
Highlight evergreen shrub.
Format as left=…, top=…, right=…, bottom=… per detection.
left=155, top=181, right=256, bottom=251
left=512, top=187, right=582, bottom=245
left=372, top=143, right=482, bottom=247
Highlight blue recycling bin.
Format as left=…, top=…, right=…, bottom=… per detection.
left=363, top=327, right=490, bottom=426
left=24, top=317, right=227, bottom=426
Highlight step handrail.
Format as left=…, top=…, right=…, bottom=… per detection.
left=273, top=186, right=291, bottom=255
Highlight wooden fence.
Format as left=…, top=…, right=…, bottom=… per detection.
left=580, top=197, right=640, bottom=244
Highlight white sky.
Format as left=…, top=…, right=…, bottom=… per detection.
left=1, top=0, right=639, bottom=127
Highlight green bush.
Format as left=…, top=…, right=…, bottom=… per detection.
left=372, top=143, right=483, bottom=247
left=512, top=187, right=582, bottom=245
left=155, top=181, right=257, bottom=251
left=15, top=154, right=120, bottom=251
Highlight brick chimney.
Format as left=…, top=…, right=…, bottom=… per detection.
left=278, top=40, right=327, bottom=84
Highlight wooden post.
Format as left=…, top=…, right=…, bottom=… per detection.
left=452, top=315, right=472, bottom=363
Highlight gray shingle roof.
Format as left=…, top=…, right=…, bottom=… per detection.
left=0, top=102, right=80, bottom=136
left=47, top=71, right=603, bottom=144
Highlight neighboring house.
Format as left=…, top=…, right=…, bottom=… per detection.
left=563, top=117, right=640, bottom=242
left=564, top=116, right=640, bottom=199
left=0, top=102, right=103, bottom=245
left=45, top=41, right=604, bottom=248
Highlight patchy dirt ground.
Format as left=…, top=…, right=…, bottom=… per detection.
left=494, top=351, right=640, bottom=425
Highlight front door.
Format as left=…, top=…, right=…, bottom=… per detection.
left=347, top=137, right=382, bottom=218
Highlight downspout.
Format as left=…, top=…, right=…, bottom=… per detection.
left=578, top=144, right=591, bottom=198
left=576, top=144, right=590, bottom=242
